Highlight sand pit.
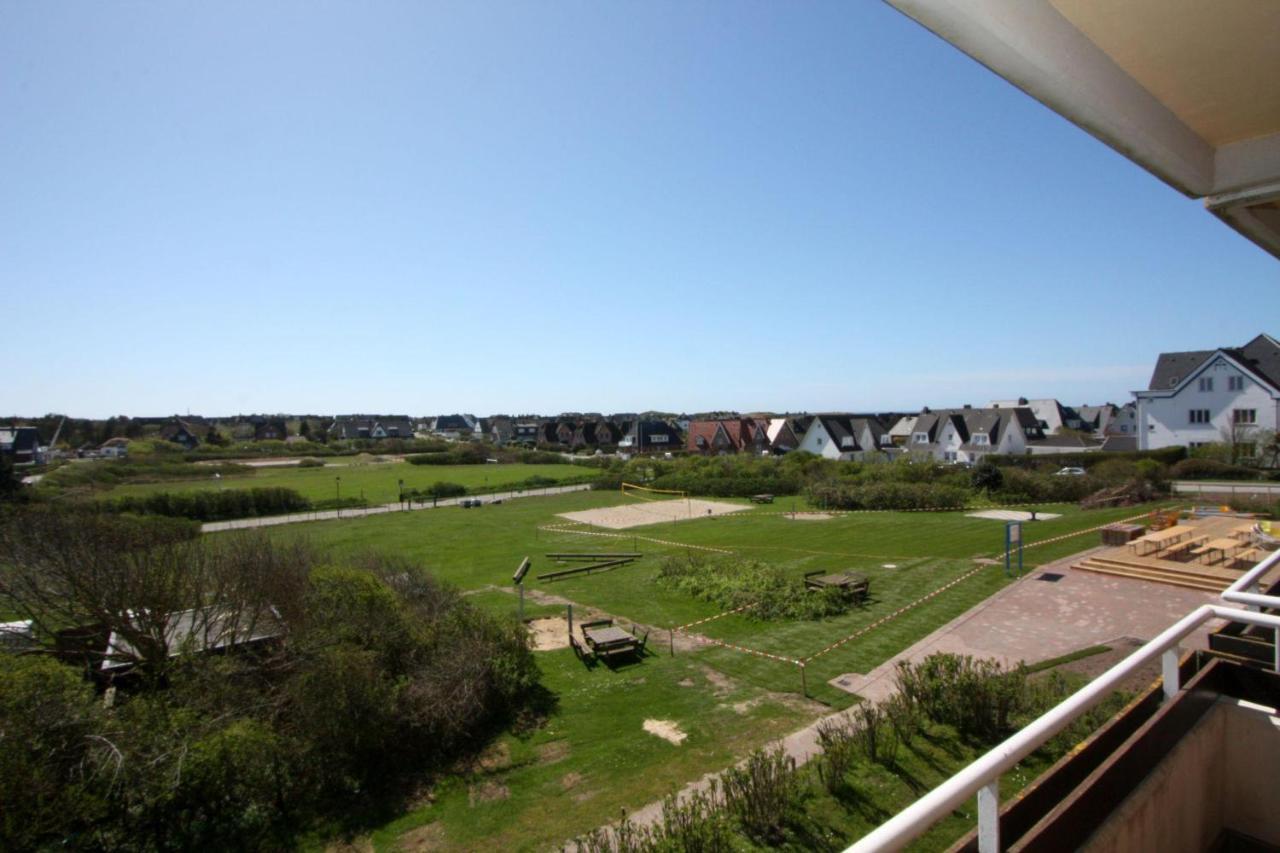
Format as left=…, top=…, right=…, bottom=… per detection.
left=643, top=719, right=687, bottom=745
left=559, top=498, right=744, bottom=530
left=528, top=617, right=569, bottom=651
left=966, top=509, right=1061, bottom=522
left=785, top=512, right=835, bottom=521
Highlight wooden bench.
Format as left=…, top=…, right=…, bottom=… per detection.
left=750, top=494, right=775, bottom=504
left=1164, top=536, right=1209, bottom=561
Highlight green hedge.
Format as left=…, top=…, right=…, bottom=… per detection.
left=1168, top=458, right=1263, bottom=480
left=990, top=447, right=1186, bottom=470
left=807, top=481, right=969, bottom=511
left=106, top=487, right=311, bottom=521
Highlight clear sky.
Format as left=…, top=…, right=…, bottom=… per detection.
left=3, top=2, right=1277, bottom=419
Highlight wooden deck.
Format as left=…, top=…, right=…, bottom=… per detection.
left=1074, top=515, right=1273, bottom=593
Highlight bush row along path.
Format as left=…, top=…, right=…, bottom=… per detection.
left=200, top=483, right=594, bottom=532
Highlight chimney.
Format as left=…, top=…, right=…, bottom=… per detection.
left=1018, top=397, right=1028, bottom=405
left=963, top=404, right=972, bottom=409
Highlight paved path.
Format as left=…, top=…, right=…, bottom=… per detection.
left=831, top=547, right=1225, bottom=703
left=201, top=483, right=593, bottom=533
left=618, top=549, right=1241, bottom=834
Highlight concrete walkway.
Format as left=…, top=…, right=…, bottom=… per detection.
left=619, top=549, right=1240, bottom=833
left=200, top=483, right=593, bottom=533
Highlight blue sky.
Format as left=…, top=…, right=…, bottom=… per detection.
left=3, top=2, right=1277, bottom=419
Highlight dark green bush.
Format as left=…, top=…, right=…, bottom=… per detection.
left=808, top=481, right=968, bottom=511
left=106, top=487, right=311, bottom=521
left=0, top=518, right=539, bottom=850
left=894, top=653, right=1029, bottom=742
left=1168, top=458, right=1261, bottom=480
left=655, top=553, right=857, bottom=620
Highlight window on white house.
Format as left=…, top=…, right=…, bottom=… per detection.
left=1233, top=409, right=1257, bottom=424
left=913, top=433, right=927, bottom=444
left=1199, top=377, right=1214, bottom=392
left=1188, top=409, right=1211, bottom=424
left=1120, top=425, right=1128, bottom=433
left=841, top=436, right=853, bottom=447
left=973, top=434, right=989, bottom=445
left=1228, top=376, right=1245, bottom=391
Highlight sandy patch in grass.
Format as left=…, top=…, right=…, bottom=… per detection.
left=395, top=823, right=444, bottom=852
left=537, top=740, right=571, bottom=764
left=560, top=771, right=583, bottom=791
left=327, top=838, right=375, bottom=853
left=468, top=780, right=510, bottom=806
left=785, top=512, right=835, bottom=521
left=700, top=666, right=737, bottom=696
left=643, top=719, right=687, bottom=745
left=558, top=498, right=744, bottom=530
left=527, top=617, right=570, bottom=651
left=966, top=509, right=1061, bottom=522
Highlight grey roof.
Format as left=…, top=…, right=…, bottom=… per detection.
left=1100, top=435, right=1139, bottom=452
left=1147, top=349, right=1217, bottom=390
left=1028, top=434, right=1102, bottom=449
left=1231, top=333, right=1280, bottom=389
left=102, top=606, right=285, bottom=672
left=1146, top=334, right=1280, bottom=392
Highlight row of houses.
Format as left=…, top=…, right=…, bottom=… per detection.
left=682, top=401, right=1138, bottom=464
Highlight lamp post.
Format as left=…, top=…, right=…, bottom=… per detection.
left=335, top=476, right=341, bottom=517
left=398, top=478, right=405, bottom=509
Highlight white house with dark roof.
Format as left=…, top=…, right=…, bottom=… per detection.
left=1135, top=333, right=1280, bottom=454
left=798, top=415, right=895, bottom=461
left=908, top=406, right=1043, bottom=463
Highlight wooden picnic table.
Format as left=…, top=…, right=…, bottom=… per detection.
left=1230, top=522, right=1257, bottom=541
left=1129, top=524, right=1195, bottom=556
left=1195, top=537, right=1245, bottom=565
left=580, top=622, right=646, bottom=660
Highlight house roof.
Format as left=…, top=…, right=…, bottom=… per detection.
left=1146, top=334, right=1280, bottom=393
left=1147, top=349, right=1217, bottom=390
left=1029, top=434, right=1102, bottom=449
left=1100, top=435, right=1139, bottom=452
left=101, top=605, right=285, bottom=672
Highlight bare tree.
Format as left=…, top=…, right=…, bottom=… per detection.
left=0, top=509, right=311, bottom=674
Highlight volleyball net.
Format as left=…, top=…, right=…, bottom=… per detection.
left=620, top=482, right=687, bottom=501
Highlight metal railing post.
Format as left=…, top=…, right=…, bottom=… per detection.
left=1162, top=646, right=1181, bottom=700
left=977, top=780, right=1000, bottom=853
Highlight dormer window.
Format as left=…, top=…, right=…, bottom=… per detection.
left=841, top=436, right=853, bottom=448
left=973, top=434, right=989, bottom=445
left=913, top=433, right=928, bottom=444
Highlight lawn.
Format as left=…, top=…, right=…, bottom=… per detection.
left=94, top=460, right=598, bottom=505
left=244, top=491, right=1164, bottom=850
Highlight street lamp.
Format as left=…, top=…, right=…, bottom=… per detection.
left=335, top=476, right=341, bottom=517
left=398, top=478, right=405, bottom=509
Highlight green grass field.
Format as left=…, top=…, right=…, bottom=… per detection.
left=256, top=490, right=1159, bottom=850
left=94, top=461, right=597, bottom=505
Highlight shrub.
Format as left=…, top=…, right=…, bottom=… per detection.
left=655, top=553, right=858, bottom=620
left=1168, top=458, right=1260, bottom=481
left=970, top=460, right=1003, bottom=494
left=721, top=748, right=803, bottom=845
left=815, top=718, right=857, bottom=795
left=808, top=481, right=968, bottom=511
left=106, top=487, right=311, bottom=521
left=297, top=457, right=326, bottom=468
left=894, top=653, right=1029, bottom=742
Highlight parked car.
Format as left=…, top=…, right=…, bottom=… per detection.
left=460, top=497, right=483, bottom=508
left=1054, top=466, right=1086, bottom=477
